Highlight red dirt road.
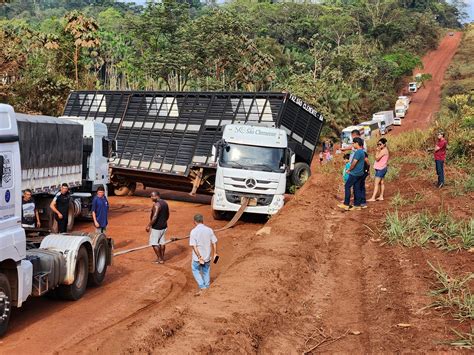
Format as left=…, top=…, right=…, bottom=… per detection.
left=393, top=32, right=462, bottom=133
left=1, top=32, right=469, bottom=353
left=2, top=190, right=264, bottom=353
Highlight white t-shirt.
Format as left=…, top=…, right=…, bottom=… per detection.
left=189, top=223, right=217, bottom=262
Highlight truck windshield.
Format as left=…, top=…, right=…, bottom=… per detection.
left=220, top=143, right=285, bottom=172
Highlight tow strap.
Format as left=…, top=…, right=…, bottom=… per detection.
left=113, top=197, right=250, bottom=257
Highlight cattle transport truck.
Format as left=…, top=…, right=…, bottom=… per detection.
left=0, top=104, right=114, bottom=336
left=61, top=91, right=324, bottom=217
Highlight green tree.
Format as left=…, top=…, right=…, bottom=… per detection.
left=64, top=11, right=100, bottom=88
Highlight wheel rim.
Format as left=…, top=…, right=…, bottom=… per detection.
left=96, top=243, right=106, bottom=274
left=75, top=256, right=87, bottom=289
left=0, top=290, right=10, bottom=322
left=299, top=169, right=309, bottom=184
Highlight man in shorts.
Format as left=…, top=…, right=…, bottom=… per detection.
left=146, top=191, right=169, bottom=264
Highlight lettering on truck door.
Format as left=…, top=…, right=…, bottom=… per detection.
left=0, top=151, right=15, bottom=223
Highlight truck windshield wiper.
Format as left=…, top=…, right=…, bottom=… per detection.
left=226, top=161, right=245, bottom=169
left=251, top=163, right=275, bottom=172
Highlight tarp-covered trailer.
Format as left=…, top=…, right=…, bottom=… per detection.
left=62, top=91, right=324, bottom=195
left=15, top=114, right=110, bottom=231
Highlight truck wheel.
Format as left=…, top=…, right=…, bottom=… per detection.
left=67, top=201, right=75, bottom=232
left=291, top=162, right=311, bottom=187
left=212, top=209, right=227, bottom=221
left=114, top=186, right=130, bottom=196
left=88, top=238, right=108, bottom=287
left=58, top=246, right=89, bottom=301
left=127, top=182, right=137, bottom=196
left=0, top=274, right=12, bottom=337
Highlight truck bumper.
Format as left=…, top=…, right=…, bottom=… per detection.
left=212, top=188, right=284, bottom=215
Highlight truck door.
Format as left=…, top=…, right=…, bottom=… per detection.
left=0, top=134, right=26, bottom=262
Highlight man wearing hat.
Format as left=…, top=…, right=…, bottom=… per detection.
left=434, top=131, right=447, bottom=188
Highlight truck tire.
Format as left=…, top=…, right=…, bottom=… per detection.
left=58, top=246, right=89, bottom=301
left=67, top=200, right=75, bottom=232
left=114, top=186, right=130, bottom=196
left=0, top=273, right=12, bottom=337
left=88, top=237, right=108, bottom=287
left=127, top=182, right=137, bottom=196
left=291, top=162, right=311, bottom=187
left=212, top=209, right=227, bottom=221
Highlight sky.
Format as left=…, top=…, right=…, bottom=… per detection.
left=121, top=1, right=474, bottom=22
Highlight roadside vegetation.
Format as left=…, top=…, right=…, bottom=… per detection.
left=428, top=262, right=473, bottom=349
left=383, top=210, right=473, bottom=251
left=380, top=24, right=474, bottom=348
left=0, top=0, right=464, bottom=137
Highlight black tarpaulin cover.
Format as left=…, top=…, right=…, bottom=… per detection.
left=16, top=113, right=83, bottom=170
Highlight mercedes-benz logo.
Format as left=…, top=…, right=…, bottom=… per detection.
left=245, top=178, right=257, bottom=189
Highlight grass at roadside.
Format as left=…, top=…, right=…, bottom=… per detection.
left=390, top=191, right=424, bottom=207
left=383, top=210, right=474, bottom=251
left=427, top=262, right=474, bottom=349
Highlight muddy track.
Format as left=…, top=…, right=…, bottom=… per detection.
left=1, top=33, right=467, bottom=353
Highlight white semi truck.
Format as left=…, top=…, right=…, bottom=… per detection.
left=15, top=111, right=112, bottom=232
left=0, top=104, right=114, bottom=336
left=211, top=124, right=290, bottom=218
left=372, top=111, right=395, bottom=133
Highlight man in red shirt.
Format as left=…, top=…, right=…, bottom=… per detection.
left=434, top=132, right=447, bottom=188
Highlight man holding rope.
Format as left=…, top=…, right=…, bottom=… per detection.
left=146, top=191, right=169, bottom=264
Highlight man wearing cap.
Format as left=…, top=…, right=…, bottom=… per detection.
left=434, top=132, right=447, bottom=188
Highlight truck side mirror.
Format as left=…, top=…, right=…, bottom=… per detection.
left=287, top=149, right=295, bottom=170
left=211, top=146, right=217, bottom=162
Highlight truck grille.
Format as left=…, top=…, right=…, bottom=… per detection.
left=223, top=176, right=278, bottom=191
left=225, top=191, right=273, bottom=206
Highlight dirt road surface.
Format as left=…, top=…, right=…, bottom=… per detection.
left=1, top=32, right=468, bottom=353
left=394, top=32, right=462, bottom=133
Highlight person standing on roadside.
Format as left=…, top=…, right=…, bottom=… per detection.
left=434, top=132, right=447, bottom=188
left=22, top=189, right=41, bottom=228
left=341, top=130, right=369, bottom=207
left=368, top=138, right=389, bottom=202
left=338, top=137, right=365, bottom=211
left=91, top=185, right=109, bottom=233
left=189, top=214, right=218, bottom=295
left=146, top=191, right=169, bottom=264
left=50, top=183, right=71, bottom=233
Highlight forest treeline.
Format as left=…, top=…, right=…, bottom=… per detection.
left=0, top=0, right=466, bottom=136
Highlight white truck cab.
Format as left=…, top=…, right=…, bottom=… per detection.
left=212, top=124, right=289, bottom=217
left=0, top=104, right=113, bottom=336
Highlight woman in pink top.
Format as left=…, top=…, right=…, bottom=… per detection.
left=368, top=138, right=389, bottom=202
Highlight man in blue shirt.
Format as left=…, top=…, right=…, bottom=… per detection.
left=338, top=137, right=365, bottom=211
left=91, top=185, right=109, bottom=233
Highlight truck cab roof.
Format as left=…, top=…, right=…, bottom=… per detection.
left=0, top=104, right=18, bottom=137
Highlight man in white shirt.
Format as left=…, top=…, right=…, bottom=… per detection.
left=189, top=214, right=218, bottom=295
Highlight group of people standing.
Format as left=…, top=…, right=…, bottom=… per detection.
left=22, top=183, right=109, bottom=233
left=338, top=129, right=390, bottom=211
left=336, top=129, right=447, bottom=211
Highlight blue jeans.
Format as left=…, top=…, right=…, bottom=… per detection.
left=435, top=160, right=445, bottom=185
left=192, top=261, right=211, bottom=289
left=344, top=174, right=363, bottom=206
left=360, top=172, right=368, bottom=205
